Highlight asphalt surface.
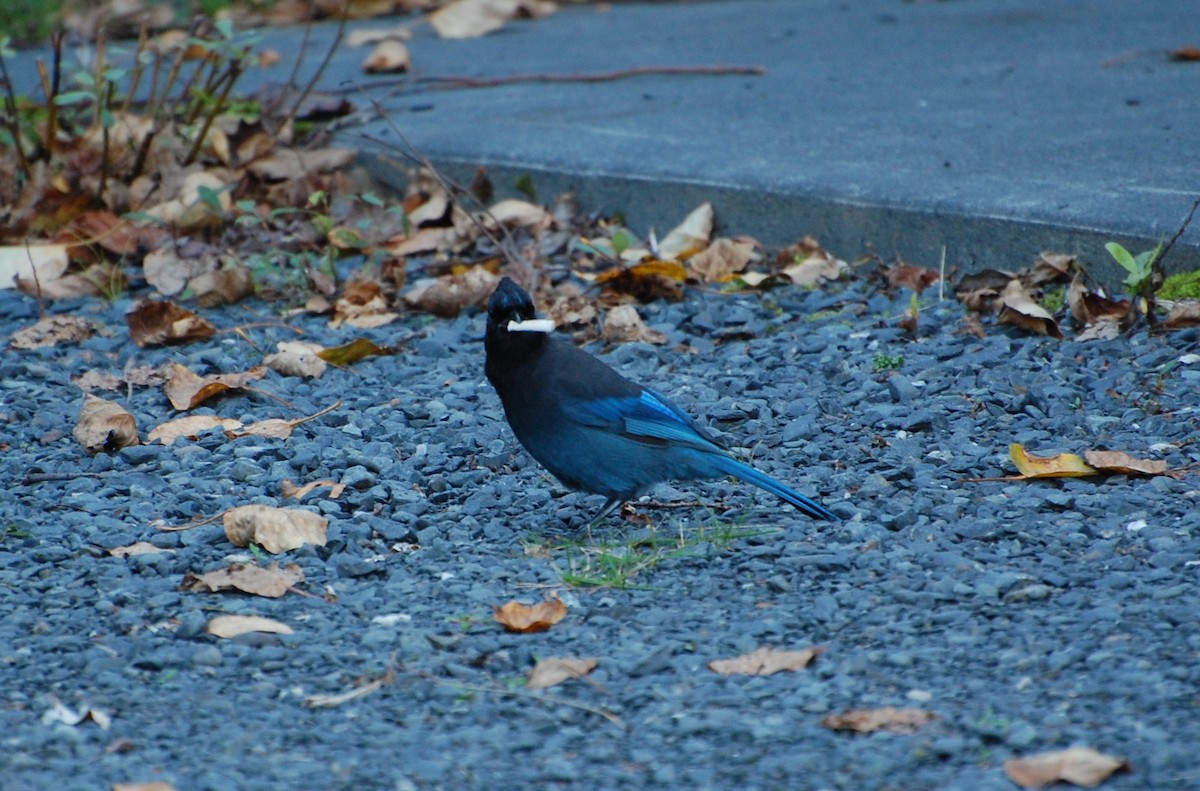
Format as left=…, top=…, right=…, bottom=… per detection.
left=5, top=1, right=1197, bottom=286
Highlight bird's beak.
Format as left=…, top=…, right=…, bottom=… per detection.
left=507, top=318, right=556, bottom=334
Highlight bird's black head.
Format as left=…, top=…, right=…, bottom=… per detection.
left=487, top=276, right=536, bottom=329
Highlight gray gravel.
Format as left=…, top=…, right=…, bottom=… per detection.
left=1, top=277, right=1199, bottom=790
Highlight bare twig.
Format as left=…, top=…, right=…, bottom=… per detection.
left=1157, top=194, right=1200, bottom=268
left=354, top=63, right=766, bottom=96
left=416, top=672, right=626, bottom=730
left=0, top=45, right=31, bottom=176
left=277, top=2, right=348, bottom=141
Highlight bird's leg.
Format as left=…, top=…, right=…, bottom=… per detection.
left=587, top=497, right=624, bottom=532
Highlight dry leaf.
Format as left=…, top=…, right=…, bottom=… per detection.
left=142, top=248, right=216, bottom=297
left=493, top=595, right=568, bottom=633
left=594, top=260, right=688, bottom=302
left=998, top=279, right=1062, bottom=338
left=1164, top=299, right=1200, bottom=329
left=223, top=504, right=328, bottom=553
left=226, top=401, right=341, bottom=440
left=1067, top=276, right=1131, bottom=327
left=317, top=337, right=393, bottom=366
left=346, top=24, right=413, bottom=47
left=9, top=315, right=94, bottom=349
left=110, top=542, right=175, bottom=558
left=527, top=657, right=598, bottom=690
left=1024, top=251, right=1076, bottom=288
left=782, top=253, right=848, bottom=287
left=281, top=479, right=347, bottom=500
left=330, top=279, right=399, bottom=328
left=364, top=39, right=411, bottom=73
left=182, top=562, right=303, bottom=598
left=264, top=341, right=328, bottom=379
left=206, top=614, right=294, bottom=638
left=1169, top=46, right=1200, bottom=61
left=404, top=268, right=499, bottom=318
left=1083, top=450, right=1167, bottom=476
left=148, top=415, right=244, bottom=444
left=126, top=300, right=217, bottom=347
left=113, top=783, right=177, bottom=791
left=247, top=148, right=356, bottom=181
left=821, top=707, right=937, bottom=734
left=885, top=261, right=939, bottom=292
left=708, top=645, right=824, bottom=676
left=74, top=394, right=140, bottom=454
left=1010, top=443, right=1097, bottom=479
left=383, top=227, right=448, bottom=257
left=688, top=237, right=756, bottom=283
left=657, top=202, right=714, bottom=260
left=17, top=261, right=123, bottom=300
left=190, top=267, right=254, bottom=308
left=163, top=363, right=267, bottom=411
left=429, top=0, right=555, bottom=39
left=0, top=243, right=70, bottom=289
left=485, top=199, right=553, bottom=230
left=603, top=304, right=667, bottom=344
left=1074, top=321, right=1121, bottom=342
left=955, top=269, right=1014, bottom=312
left=1004, top=746, right=1130, bottom=789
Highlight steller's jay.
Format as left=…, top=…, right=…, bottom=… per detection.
left=484, top=277, right=837, bottom=523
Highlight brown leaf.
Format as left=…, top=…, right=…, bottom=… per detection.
left=885, top=261, right=939, bottom=292
left=206, top=614, right=294, bottom=639
left=821, top=706, right=937, bottom=734
left=527, top=657, right=598, bottom=690
left=1169, top=46, right=1200, bottom=61
left=594, top=260, right=688, bottom=302
left=317, top=337, right=394, bottom=366
left=18, top=261, right=124, bottom=300
left=998, top=279, right=1062, bottom=338
left=1024, top=251, right=1077, bottom=288
left=148, top=415, right=244, bottom=444
left=247, top=148, right=356, bottom=181
left=0, top=243, right=70, bottom=289
left=657, top=202, right=714, bottom=260
left=190, top=267, right=255, bottom=308
left=429, top=0, right=556, bottom=39
left=383, top=227, right=448, bottom=257
left=1165, top=299, right=1200, bottom=329
left=163, top=363, right=267, bottom=411
left=1067, top=276, right=1131, bottom=327
left=708, top=645, right=824, bottom=676
left=955, top=268, right=1014, bottom=312
left=781, top=253, right=848, bottom=287
left=1010, top=443, right=1097, bottom=479
left=110, top=541, right=175, bottom=558
left=347, top=24, right=414, bottom=47
left=493, top=595, right=568, bottom=633
left=113, top=783, right=177, bottom=791
left=364, top=38, right=411, bottom=73
left=404, top=267, right=499, bottom=318
left=73, top=394, right=140, bottom=454
left=1004, top=746, right=1131, bottom=789
left=127, top=300, right=217, bottom=347
left=264, top=341, right=329, bottom=378
left=1083, top=450, right=1168, bottom=476
left=223, top=505, right=329, bottom=553
left=142, top=247, right=217, bottom=297
left=484, top=199, right=553, bottom=231
left=331, top=278, right=399, bottom=328
left=9, top=315, right=94, bottom=349
left=603, top=304, right=667, bottom=344
left=688, top=237, right=756, bottom=283
left=226, top=401, right=341, bottom=440
left=181, top=562, right=303, bottom=598
left=280, top=479, right=347, bottom=500
left=1074, top=321, right=1122, bottom=342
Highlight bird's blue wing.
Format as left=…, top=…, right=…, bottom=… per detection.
left=562, top=389, right=723, bottom=452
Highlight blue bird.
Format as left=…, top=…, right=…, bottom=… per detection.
left=484, top=277, right=837, bottom=523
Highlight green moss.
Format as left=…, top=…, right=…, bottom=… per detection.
left=1159, top=269, right=1200, bottom=301
left=1039, top=286, right=1065, bottom=314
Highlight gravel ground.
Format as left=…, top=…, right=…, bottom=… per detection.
left=1, top=276, right=1199, bottom=791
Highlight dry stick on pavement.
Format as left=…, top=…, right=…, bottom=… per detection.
left=357, top=63, right=766, bottom=95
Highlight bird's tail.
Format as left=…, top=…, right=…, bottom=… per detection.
left=713, top=456, right=838, bottom=522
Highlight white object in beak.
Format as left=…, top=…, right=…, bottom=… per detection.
left=507, top=318, right=556, bottom=334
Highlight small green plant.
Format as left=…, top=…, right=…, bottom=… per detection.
left=872, top=353, right=904, bottom=372
left=1106, top=241, right=1161, bottom=297
left=1, top=523, right=31, bottom=541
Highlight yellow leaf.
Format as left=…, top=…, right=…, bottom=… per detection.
left=1009, top=443, right=1098, bottom=479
